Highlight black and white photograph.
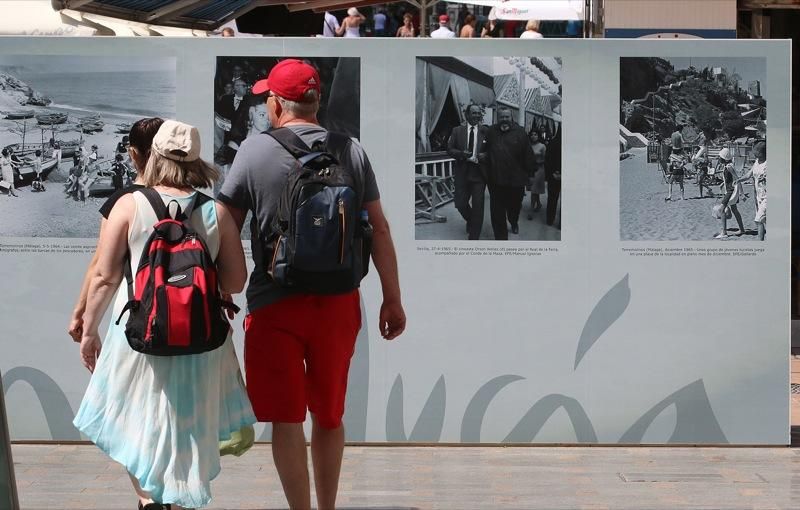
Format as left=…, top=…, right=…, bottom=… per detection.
left=415, top=56, right=562, bottom=241
left=0, top=55, right=176, bottom=238
left=213, top=56, right=360, bottom=190
left=620, top=57, right=767, bottom=241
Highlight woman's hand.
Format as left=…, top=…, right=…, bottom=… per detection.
left=80, top=333, right=102, bottom=373
left=67, top=313, right=83, bottom=343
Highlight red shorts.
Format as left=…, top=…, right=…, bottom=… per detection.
left=244, top=290, right=361, bottom=429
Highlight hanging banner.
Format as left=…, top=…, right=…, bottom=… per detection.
left=0, top=37, right=790, bottom=445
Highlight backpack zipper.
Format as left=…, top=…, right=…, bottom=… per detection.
left=271, top=234, right=283, bottom=275
left=338, top=198, right=345, bottom=265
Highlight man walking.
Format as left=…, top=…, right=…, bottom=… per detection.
left=430, top=14, right=456, bottom=38
left=219, top=59, right=406, bottom=510
left=446, top=104, right=487, bottom=239
left=484, top=107, right=536, bottom=239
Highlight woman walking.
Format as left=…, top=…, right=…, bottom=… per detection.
left=738, top=141, right=767, bottom=240
left=72, top=120, right=256, bottom=509
left=68, top=117, right=163, bottom=343
left=527, top=129, right=547, bottom=218
left=715, top=147, right=745, bottom=239
left=1, top=148, right=18, bottom=197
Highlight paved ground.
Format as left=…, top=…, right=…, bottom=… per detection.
left=12, top=443, right=800, bottom=510
left=9, top=355, right=800, bottom=509
left=415, top=188, right=561, bottom=241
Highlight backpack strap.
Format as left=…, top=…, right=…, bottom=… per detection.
left=265, top=127, right=313, bottom=161
left=324, top=132, right=365, bottom=204
left=139, top=187, right=169, bottom=221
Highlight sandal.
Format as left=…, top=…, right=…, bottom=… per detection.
left=138, top=502, right=170, bottom=510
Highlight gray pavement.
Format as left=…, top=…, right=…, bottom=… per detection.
left=12, top=444, right=800, bottom=509
left=415, top=188, right=560, bottom=241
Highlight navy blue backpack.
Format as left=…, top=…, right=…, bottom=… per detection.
left=264, top=127, right=371, bottom=294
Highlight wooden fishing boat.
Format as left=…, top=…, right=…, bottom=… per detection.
left=115, top=122, right=133, bottom=134
left=4, top=109, right=35, bottom=120
left=12, top=154, right=59, bottom=185
left=36, top=112, right=68, bottom=125
left=77, top=118, right=104, bottom=133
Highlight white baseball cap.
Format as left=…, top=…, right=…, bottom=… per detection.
left=718, top=147, right=732, bottom=162
left=152, top=120, right=201, bottom=162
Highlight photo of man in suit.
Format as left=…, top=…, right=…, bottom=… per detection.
left=447, top=104, right=488, bottom=240
left=484, top=107, right=537, bottom=240
left=215, top=78, right=252, bottom=165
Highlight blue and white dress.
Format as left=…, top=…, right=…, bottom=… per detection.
left=74, top=190, right=256, bottom=508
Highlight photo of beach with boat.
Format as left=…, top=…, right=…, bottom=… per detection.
left=619, top=57, right=767, bottom=241
left=0, top=55, right=176, bottom=238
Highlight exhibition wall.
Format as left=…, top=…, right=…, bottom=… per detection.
left=0, top=37, right=790, bottom=444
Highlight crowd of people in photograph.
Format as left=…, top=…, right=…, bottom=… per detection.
left=446, top=103, right=561, bottom=240
left=0, top=135, right=134, bottom=202
left=321, top=5, right=582, bottom=39
left=659, top=122, right=767, bottom=240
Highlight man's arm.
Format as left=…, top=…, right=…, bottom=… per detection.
left=364, top=199, right=405, bottom=340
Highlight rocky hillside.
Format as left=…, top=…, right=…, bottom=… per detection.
left=620, top=58, right=763, bottom=142
left=0, top=73, right=51, bottom=108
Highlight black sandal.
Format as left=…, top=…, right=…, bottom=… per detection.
left=138, top=502, right=170, bottom=510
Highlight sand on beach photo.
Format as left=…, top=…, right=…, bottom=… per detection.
left=619, top=57, right=766, bottom=242
left=0, top=55, right=176, bottom=238
left=620, top=148, right=759, bottom=241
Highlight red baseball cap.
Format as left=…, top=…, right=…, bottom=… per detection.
left=439, top=14, right=449, bottom=22
left=252, top=59, right=321, bottom=102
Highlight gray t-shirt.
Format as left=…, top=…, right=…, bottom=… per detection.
left=218, top=124, right=380, bottom=312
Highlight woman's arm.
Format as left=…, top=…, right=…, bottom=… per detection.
left=214, top=202, right=247, bottom=295
left=68, top=219, right=108, bottom=342
left=335, top=20, right=346, bottom=36
left=80, top=195, right=133, bottom=372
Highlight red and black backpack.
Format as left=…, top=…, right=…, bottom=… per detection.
left=116, top=188, right=239, bottom=356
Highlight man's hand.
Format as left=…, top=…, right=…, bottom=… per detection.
left=222, top=293, right=236, bottom=320
left=79, top=333, right=102, bottom=373
left=379, top=300, right=406, bottom=340
left=68, top=314, right=83, bottom=343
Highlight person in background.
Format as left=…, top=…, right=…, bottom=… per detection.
left=111, top=154, right=125, bottom=192
left=520, top=19, right=543, bottom=38
left=52, top=141, right=62, bottom=165
left=447, top=104, right=487, bottom=240
left=715, top=147, right=745, bottom=239
left=72, top=119, right=255, bottom=509
left=0, top=148, right=18, bottom=197
left=460, top=14, right=476, bottom=38
left=484, top=107, right=536, bottom=239
left=527, top=129, right=546, bottom=218
left=373, top=9, right=387, bottom=36
left=337, top=7, right=366, bottom=37
left=481, top=17, right=502, bottom=37
left=545, top=122, right=562, bottom=227
left=221, top=27, right=235, bottom=37
left=322, top=11, right=340, bottom=37
left=396, top=13, right=415, bottom=37
left=32, top=149, right=44, bottom=191
left=431, top=14, right=456, bottom=38
left=116, top=136, right=129, bottom=156
left=738, top=140, right=767, bottom=240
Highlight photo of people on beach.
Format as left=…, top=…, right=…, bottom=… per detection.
left=0, top=55, right=176, bottom=238
left=213, top=56, right=360, bottom=190
left=620, top=57, right=767, bottom=241
left=415, top=56, right=562, bottom=241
